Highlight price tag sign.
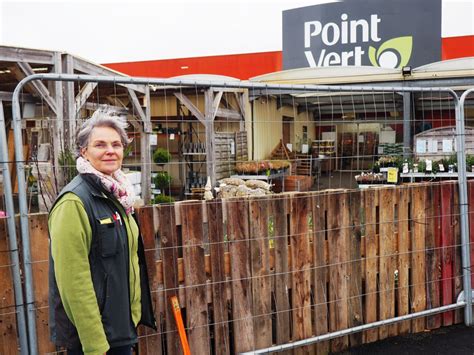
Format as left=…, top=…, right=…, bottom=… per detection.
left=387, top=168, right=398, bottom=183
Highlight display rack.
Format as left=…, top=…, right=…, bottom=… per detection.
left=181, top=124, right=207, bottom=195
left=312, top=139, right=335, bottom=173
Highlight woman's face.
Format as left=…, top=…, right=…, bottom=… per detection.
left=81, top=126, right=124, bottom=175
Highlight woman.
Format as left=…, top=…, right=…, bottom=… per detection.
left=48, top=107, right=156, bottom=355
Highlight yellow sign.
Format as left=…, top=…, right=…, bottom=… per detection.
left=387, top=168, right=398, bottom=183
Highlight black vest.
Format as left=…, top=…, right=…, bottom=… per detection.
left=48, top=174, right=156, bottom=349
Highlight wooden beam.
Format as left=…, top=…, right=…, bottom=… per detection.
left=103, top=97, right=142, bottom=132
left=0, top=46, right=55, bottom=64
left=215, top=108, right=243, bottom=120
left=62, top=54, right=76, bottom=148
left=53, top=52, right=65, bottom=188
left=84, top=101, right=127, bottom=114
left=174, top=92, right=205, bottom=123
left=75, top=83, right=98, bottom=116
left=0, top=91, right=36, bottom=103
left=240, top=90, right=249, bottom=131
left=141, top=85, right=152, bottom=204
left=127, top=89, right=147, bottom=124
left=204, top=89, right=216, bottom=185
left=73, top=56, right=145, bottom=94
left=210, top=87, right=245, bottom=94
left=13, top=63, right=58, bottom=115
left=211, top=91, right=223, bottom=120
left=234, top=91, right=246, bottom=116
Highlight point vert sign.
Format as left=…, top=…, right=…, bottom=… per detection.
left=282, top=0, right=441, bottom=70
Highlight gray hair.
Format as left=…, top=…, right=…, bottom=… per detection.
left=75, top=106, right=131, bottom=158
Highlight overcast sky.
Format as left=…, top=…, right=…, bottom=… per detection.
left=1, top=0, right=472, bottom=64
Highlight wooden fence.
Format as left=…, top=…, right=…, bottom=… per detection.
left=0, top=180, right=472, bottom=354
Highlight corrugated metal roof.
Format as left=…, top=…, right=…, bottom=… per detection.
left=250, top=58, right=474, bottom=85
left=251, top=66, right=399, bottom=81
left=413, top=57, right=474, bottom=73
left=169, top=74, right=241, bottom=81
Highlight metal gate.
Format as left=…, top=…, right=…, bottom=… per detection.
left=0, top=74, right=473, bottom=354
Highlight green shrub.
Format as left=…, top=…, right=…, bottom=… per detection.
left=466, top=155, right=474, bottom=171
left=154, top=171, right=171, bottom=189
left=153, top=194, right=175, bottom=204
left=153, top=148, right=171, bottom=164
left=59, top=148, right=76, bottom=184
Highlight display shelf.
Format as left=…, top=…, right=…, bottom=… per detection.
left=400, top=172, right=474, bottom=178
left=400, top=172, right=474, bottom=183
left=312, top=139, right=336, bottom=156
left=312, top=139, right=335, bottom=173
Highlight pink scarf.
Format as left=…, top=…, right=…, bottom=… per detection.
left=76, top=156, right=137, bottom=215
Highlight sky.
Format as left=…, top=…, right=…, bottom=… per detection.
left=0, top=0, right=472, bottom=64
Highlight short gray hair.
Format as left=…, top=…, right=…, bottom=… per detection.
left=75, top=106, right=131, bottom=158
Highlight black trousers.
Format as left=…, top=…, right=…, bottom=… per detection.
left=67, top=344, right=133, bottom=355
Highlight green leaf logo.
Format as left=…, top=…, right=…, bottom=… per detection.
left=368, top=36, right=413, bottom=69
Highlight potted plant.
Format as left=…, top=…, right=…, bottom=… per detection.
left=153, top=194, right=175, bottom=204
left=466, top=154, right=474, bottom=172
left=59, top=148, right=77, bottom=184
left=154, top=171, right=172, bottom=190
left=153, top=147, right=171, bottom=165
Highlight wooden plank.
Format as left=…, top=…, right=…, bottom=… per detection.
left=62, top=54, right=76, bottom=147
left=348, top=190, right=363, bottom=346
left=29, top=213, right=56, bottom=354
left=328, top=191, right=349, bottom=352
left=180, top=201, right=210, bottom=354
left=397, top=185, right=411, bottom=334
left=225, top=198, right=254, bottom=353
left=249, top=196, right=272, bottom=349
left=272, top=195, right=291, bottom=347
left=159, top=204, right=181, bottom=354
left=378, top=187, right=397, bottom=339
left=206, top=200, right=230, bottom=355
left=440, top=183, right=454, bottom=326
left=0, top=217, right=19, bottom=355
left=312, top=191, right=329, bottom=355
left=13, top=62, right=58, bottom=114
left=411, top=185, right=427, bottom=333
left=211, top=91, right=223, bottom=120
left=75, top=82, right=98, bottom=116
left=452, top=184, right=463, bottom=324
left=0, top=91, right=36, bottom=103
left=136, top=206, right=162, bottom=354
left=363, top=188, right=378, bottom=343
left=425, top=183, right=442, bottom=330
left=174, top=92, right=205, bottom=123
left=128, top=88, right=147, bottom=124
left=215, top=108, right=243, bottom=120
left=72, top=56, right=145, bottom=93
left=289, top=193, right=313, bottom=354
left=0, top=46, right=55, bottom=64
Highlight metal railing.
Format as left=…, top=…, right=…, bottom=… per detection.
left=2, top=73, right=472, bottom=354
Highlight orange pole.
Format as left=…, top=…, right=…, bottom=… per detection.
left=170, top=296, right=191, bottom=355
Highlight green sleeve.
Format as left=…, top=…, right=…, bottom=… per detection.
left=49, top=193, right=109, bottom=355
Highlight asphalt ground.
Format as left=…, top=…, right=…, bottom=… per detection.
left=335, top=324, right=474, bottom=355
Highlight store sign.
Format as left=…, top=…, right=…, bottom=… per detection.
left=282, top=0, right=441, bottom=69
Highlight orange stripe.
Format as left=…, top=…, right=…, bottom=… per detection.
left=442, top=35, right=474, bottom=60
left=103, top=51, right=282, bottom=79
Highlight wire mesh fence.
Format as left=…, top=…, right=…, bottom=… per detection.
left=0, top=76, right=473, bottom=354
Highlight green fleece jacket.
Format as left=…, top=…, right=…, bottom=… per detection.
left=49, top=192, right=141, bottom=355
